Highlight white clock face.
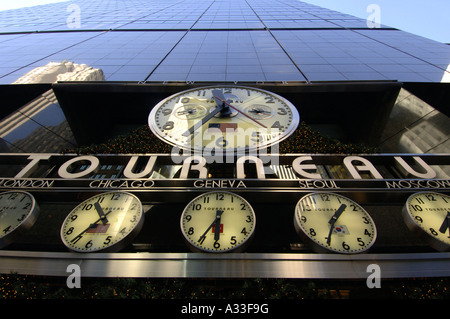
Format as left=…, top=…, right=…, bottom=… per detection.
left=148, top=86, right=299, bottom=153
left=294, top=193, right=377, bottom=254
left=60, top=191, right=144, bottom=253
left=0, top=191, right=39, bottom=248
left=180, top=191, right=256, bottom=253
left=403, top=192, right=450, bottom=251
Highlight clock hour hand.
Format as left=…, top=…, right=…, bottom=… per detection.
left=198, top=209, right=224, bottom=243
left=182, top=92, right=225, bottom=137
left=326, top=204, right=346, bottom=246
left=439, top=211, right=450, bottom=237
left=94, top=202, right=109, bottom=225
left=212, top=89, right=233, bottom=117
left=214, top=210, right=223, bottom=241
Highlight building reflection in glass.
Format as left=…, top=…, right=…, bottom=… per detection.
left=0, top=60, right=105, bottom=153
left=0, top=89, right=77, bottom=153
left=379, top=88, right=450, bottom=154
left=378, top=88, right=450, bottom=178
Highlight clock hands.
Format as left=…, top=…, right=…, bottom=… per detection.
left=94, top=202, right=109, bottom=225
left=70, top=210, right=112, bottom=243
left=326, top=204, right=346, bottom=246
left=198, top=209, right=224, bottom=243
left=213, top=95, right=268, bottom=129
left=214, top=210, right=223, bottom=241
left=182, top=89, right=268, bottom=138
left=439, top=211, right=450, bottom=238
left=182, top=90, right=225, bottom=137
left=212, top=89, right=233, bottom=118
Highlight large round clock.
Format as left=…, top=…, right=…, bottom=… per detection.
left=0, top=191, right=40, bottom=249
left=148, top=86, right=299, bottom=153
left=402, top=192, right=450, bottom=252
left=60, top=191, right=144, bottom=253
left=180, top=191, right=256, bottom=253
left=294, top=192, right=377, bottom=254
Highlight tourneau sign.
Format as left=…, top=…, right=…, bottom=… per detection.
left=0, top=153, right=448, bottom=203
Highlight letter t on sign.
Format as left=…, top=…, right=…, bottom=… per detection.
left=15, top=154, right=52, bottom=178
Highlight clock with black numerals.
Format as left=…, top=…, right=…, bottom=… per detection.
left=180, top=191, right=256, bottom=253
left=0, top=191, right=40, bottom=249
left=148, top=85, right=299, bottom=153
left=60, top=191, right=144, bottom=253
left=294, top=192, right=377, bottom=254
left=402, top=192, right=450, bottom=251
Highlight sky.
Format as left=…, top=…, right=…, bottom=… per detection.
left=0, top=0, right=68, bottom=11
left=0, top=0, right=448, bottom=43
left=301, top=0, right=450, bottom=43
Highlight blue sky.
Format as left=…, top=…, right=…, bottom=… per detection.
left=301, top=0, right=450, bottom=43
left=0, top=0, right=448, bottom=43
left=0, top=0, right=68, bottom=11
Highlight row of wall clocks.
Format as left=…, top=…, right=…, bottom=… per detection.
left=0, top=190, right=449, bottom=254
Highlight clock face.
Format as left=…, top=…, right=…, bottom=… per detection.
left=402, top=192, right=450, bottom=251
left=180, top=191, right=256, bottom=253
left=294, top=193, right=377, bottom=254
left=148, top=86, right=299, bottom=153
left=0, top=191, right=39, bottom=249
left=60, top=191, right=144, bottom=253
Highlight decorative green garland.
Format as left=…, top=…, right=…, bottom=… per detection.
left=61, top=121, right=377, bottom=155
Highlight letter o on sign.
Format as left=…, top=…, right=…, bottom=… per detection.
left=58, top=156, right=100, bottom=179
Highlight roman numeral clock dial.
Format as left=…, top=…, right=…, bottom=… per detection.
left=148, top=86, right=299, bottom=153
left=180, top=191, right=256, bottom=253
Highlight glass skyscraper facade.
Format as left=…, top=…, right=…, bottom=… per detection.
left=0, top=0, right=449, bottom=83
left=0, top=0, right=448, bottom=155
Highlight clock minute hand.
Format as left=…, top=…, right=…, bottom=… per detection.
left=326, top=204, right=346, bottom=246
